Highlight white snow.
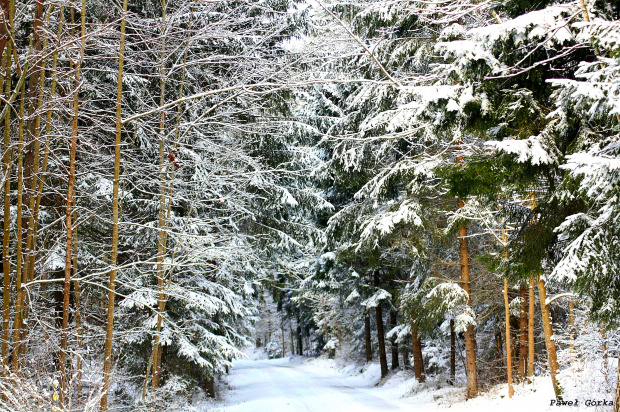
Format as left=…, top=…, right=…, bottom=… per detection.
left=216, top=356, right=610, bottom=412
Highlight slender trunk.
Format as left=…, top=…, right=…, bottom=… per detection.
left=374, top=271, right=388, bottom=378
left=364, top=315, right=372, bottom=362
left=25, top=5, right=64, bottom=290
left=411, top=321, right=425, bottom=382
left=376, top=304, right=388, bottom=378
left=281, top=323, right=286, bottom=357
left=73, top=217, right=83, bottom=396
left=11, top=78, right=26, bottom=370
left=537, top=276, right=561, bottom=398
left=100, top=0, right=128, bottom=409
left=296, top=314, right=302, bottom=356
left=568, top=299, right=575, bottom=362
left=528, top=276, right=535, bottom=377
left=0, top=1, right=10, bottom=60
left=390, top=310, right=399, bottom=370
left=614, top=357, right=620, bottom=412
left=20, top=0, right=44, bottom=302
left=518, top=283, right=528, bottom=379
left=59, top=3, right=85, bottom=405
left=450, top=319, right=455, bottom=385
left=457, top=197, right=478, bottom=399
left=1, top=24, right=11, bottom=375
left=503, top=277, right=514, bottom=397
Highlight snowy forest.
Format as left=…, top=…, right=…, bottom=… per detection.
left=0, top=0, right=619, bottom=410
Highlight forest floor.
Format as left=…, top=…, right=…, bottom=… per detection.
left=211, top=352, right=615, bottom=412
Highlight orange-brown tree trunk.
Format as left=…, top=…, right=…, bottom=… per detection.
left=458, top=197, right=478, bottom=399
left=503, top=277, right=514, bottom=397
left=1, top=17, right=11, bottom=374
left=101, top=0, right=128, bottom=409
left=528, top=277, right=535, bottom=377
left=537, top=277, right=561, bottom=398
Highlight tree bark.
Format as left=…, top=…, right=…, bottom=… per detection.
left=503, top=277, right=514, bottom=397
left=411, top=320, right=425, bottom=382
left=390, top=309, right=399, bottom=370
left=568, top=298, right=575, bottom=362
left=101, top=0, right=128, bottom=409
left=537, top=277, right=561, bottom=398
left=11, top=77, right=26, bottom=370
left=150, top=0, right=170, bottom=390
left=518, top=283, right=528, bottom=379
left=1, top=17, right=11, bottom=375
left=374, top=271, right=388, bottom=378
left=614, top=356, right=620, bottom=412
left=297, top=315, right=303, bottom=356
left=458, top=197, right=478, bottom=399
left=59, top=3, right=86, bottom=405
left=528, top=276, right=535, bottom=377
left=450, top=319, right=455, bottom=385
left=376, top=304, right=388, bottom=378
left=364, top=315, right=372, bottom=362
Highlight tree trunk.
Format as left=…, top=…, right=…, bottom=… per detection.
left=528, top=276, right=535, bottom=377
left=503, top=277, right=514, bottom=397
left=376, top=304, right=388, bottom=378
left=402, top=345, right=410, bottom=368
left=364, top=315, right=372, bottom=362
left=518, top=283, right=528, bottom=379
left=374, top=271, right=388, bottom=378
left=390, top=310, right=399, bottom=370
left=100, top=0, right=128, bottom=409
left=411, top=321, right=425, bottom=382
left=59, top=3, right=86, bottom=405
left=205, top=377, right=215, bottom=398
left=450, top=319, right=455, bottom=385
left=281, top=323, right=286, bottom=357
left=458, top=197, right=478, bottom=399
left=614, top=357, right=620, bottom=412
left=297, top=316, right=303, bottom=356
left=11, top=78, right=26, bottom=370
left=568, top=298, right=575, bottom=362
left=1, top=21, right=11, bottom=375
left=537, top=277, right=561, bottom=398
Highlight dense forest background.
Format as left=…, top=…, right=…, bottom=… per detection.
left=0, top=0, right=618, bottom=410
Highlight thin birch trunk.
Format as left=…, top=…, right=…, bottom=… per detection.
left=101, top=0, right=129, bottom=408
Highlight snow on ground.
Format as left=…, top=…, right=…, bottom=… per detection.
left=215, top=354, right=615, bottom=412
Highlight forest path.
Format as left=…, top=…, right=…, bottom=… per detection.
left=222, top=357, right=407, bottom=412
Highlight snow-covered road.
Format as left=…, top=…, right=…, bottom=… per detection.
left=220, top=356, right=562, bottom=412
left=222, top=357, right=407, bottom=412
